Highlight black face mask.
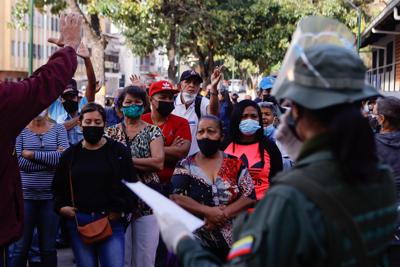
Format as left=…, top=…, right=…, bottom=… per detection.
left=157, top=101, right=175, bottom=117
left=263, top=94, right=275, bottom=102
left=62, top=99, right=79, bottom=114
left=197, top=138, right=221, bottom=157
left=82, top=126, right=104, bottom=144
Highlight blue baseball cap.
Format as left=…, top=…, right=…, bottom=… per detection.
left=259, top=76, right=276, bottom=90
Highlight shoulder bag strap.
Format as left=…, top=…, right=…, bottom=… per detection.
left=195, top=96, right=202, bottom=120
left=276, top=172, right=369, bottom=267
left=68, top=145, right=80, bottom=227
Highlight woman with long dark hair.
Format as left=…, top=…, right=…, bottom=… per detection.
left=223, top=100, right=283, bottom=200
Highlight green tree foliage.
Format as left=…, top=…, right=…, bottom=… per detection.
left=11, top=0, right=375, bottom=81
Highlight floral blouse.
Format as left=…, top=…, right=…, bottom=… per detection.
left=105, top=122, right=163, bottom=216
left=171, top=153, right=256, bottom=249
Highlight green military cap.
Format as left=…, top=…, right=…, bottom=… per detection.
left=274, top=44, right=380, bottom=110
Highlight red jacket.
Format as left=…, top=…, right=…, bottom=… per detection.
left=0, top=47, right=77, bottom=246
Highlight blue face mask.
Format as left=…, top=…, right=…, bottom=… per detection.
left=264, top=124, right=276, bottom=142
left=264, top=124, right=275, bottom=137
left=122, top=104, right=144, bottom=119
left=239, top=119, right=261, bottom=136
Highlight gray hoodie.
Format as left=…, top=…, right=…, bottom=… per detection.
left=376, top=131, right=400, bottom=202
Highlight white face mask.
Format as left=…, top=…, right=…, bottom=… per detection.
left=275, top=111, right=303, bottom=161
left=182, top=92, right=197, bottom=104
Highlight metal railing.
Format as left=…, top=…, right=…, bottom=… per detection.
left=366, top=61, right=400, bottom=92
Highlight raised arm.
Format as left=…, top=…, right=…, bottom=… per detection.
left=77, top=43, right=96, bottom=102
left=1, top=13, right=82, bottom=140
left=207, top=66, right=223, bottom=116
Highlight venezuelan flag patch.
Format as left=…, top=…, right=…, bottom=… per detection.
left=227, top=235, right=254, bottom=261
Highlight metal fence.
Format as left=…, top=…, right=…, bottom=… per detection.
left=366, top=61, right=400, bottom=92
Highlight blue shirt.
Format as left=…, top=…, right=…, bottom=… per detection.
left=48, top=97, right=88, bottom=144
left=105, top=106, right=123, bottom=127
left=219, top=101, right=231, bottom=138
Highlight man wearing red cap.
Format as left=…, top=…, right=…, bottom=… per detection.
left=142, top=80, right=191, bottom=186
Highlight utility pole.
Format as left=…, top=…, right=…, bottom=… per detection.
left=28, top=0, right=34, bottom=75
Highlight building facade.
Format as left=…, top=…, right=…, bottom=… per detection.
left=361, top=0, right=400, bottom=96
left=0, top=0, right=86, bottom=82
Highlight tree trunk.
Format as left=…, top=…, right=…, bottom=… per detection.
left=206, top=48, right=214, bottom=83
left=198, top=54, right=207, bottom=83
left=167, top=24, right=177, bottom=81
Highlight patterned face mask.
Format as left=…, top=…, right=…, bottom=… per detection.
left=122, top=104, right=144, bottom=119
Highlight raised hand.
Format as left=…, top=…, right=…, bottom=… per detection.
left=48, top=12, right=82, bottom=51
left=130, top=74, right=146, bottom=90
left=210, top=65, right=224, bottom=89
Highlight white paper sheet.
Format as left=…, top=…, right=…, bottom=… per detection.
left=123, top=181, right=204, bottom=232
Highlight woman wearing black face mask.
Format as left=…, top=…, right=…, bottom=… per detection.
left=170, top=115, right=256, bottom=261
left=53, top=103, right=137, bottom=267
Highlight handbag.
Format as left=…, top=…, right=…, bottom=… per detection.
left=69, top=171, right=112, bottom=244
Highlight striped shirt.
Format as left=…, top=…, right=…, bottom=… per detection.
left=16, top=124, right=69, bottom=200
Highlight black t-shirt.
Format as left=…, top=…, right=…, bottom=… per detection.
left=70, top=144, right=114, bottom=212
left=54, top=138, right=137, bottom=213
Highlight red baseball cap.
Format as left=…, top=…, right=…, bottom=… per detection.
left=149, top=80, right=179, bottom=97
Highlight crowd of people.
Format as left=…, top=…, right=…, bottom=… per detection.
left=1, top=12, right=400, bottom=267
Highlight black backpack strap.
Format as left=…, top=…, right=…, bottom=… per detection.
left=194, top=95, right=202, bottom=120
left=276, top=173, right=369, bottom=267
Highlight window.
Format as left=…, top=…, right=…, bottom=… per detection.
left=386, top=41, right=393, bottom=72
